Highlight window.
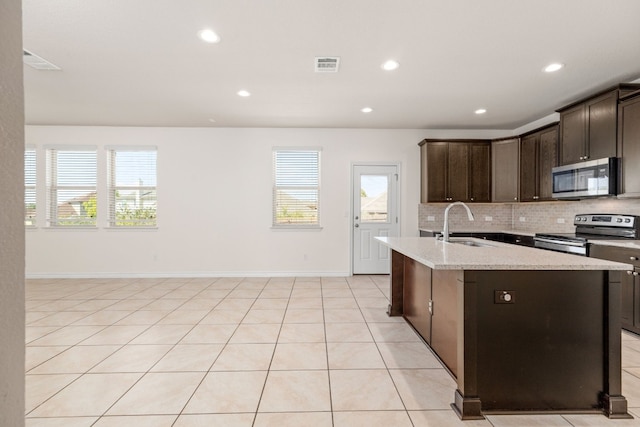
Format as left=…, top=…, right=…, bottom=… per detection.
left=272, top=148, right=321, bottom=227
left=25, top=147, right=36, bottom=226
left=46, top=147, right=97, bottom=227
left=107, top=147, right=157, bottom=227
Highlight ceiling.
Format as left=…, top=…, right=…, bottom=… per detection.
left=22, top=0, right=640, bottom=129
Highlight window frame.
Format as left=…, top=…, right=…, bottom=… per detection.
left=272, top=147, right=322, bottom=230
left=24, top=145, right=37, bottom=228
left=106, top=146, right=158, bottom=229
left=45, top=146, right=98, bottom=228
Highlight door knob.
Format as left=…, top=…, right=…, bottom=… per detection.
left=355, top=224, right=359, bottom=228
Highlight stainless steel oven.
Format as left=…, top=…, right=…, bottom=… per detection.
left=534, top=214, right=640, bottom=256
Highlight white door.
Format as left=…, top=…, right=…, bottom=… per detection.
left=352, top=164, right=399, bottom=274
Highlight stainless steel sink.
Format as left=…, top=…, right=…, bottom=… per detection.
left=447, top=238, right=496, bottom=248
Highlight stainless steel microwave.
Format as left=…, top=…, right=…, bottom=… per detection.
left=551, top=157, right=618, bottom=199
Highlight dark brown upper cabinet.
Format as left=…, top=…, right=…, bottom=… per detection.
left=519, top=123, right=558, bottom=202
left=557, top=84, right=640, bottom=165
left=419, top=139, right=490, bottom=203
left=617, top=90, right=640, bottom=198
left=491, top=137, right=520, bottom=203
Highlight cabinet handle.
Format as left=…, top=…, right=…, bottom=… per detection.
left=634, top=272, right=639, bottom=277
left=628, top=271, right=633, bottom=275
left=630, top=256, right=639, bottom=261
left=470, top=197, right=474, bottom=201
left=514, top=197, right=518, bottom=201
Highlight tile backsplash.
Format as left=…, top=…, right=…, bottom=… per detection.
left=419, top=198, right=640, bottom=233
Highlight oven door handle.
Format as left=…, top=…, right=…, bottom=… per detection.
left=533, top=237, right=586, bottom=247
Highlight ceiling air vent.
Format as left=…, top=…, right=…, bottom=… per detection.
left=23, top=49, right=61, bottom=70
left=315, top=57, right=340, bottom=73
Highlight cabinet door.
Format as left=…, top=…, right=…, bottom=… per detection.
left=469, top=143, right=491, bottom=202
left=587, top=92, right=617, bottom=160
left=619, top=96, right=640, bottom=197
left=491, top=138, right=519, bottom=202
left=430, top=270, right=458, bottom=377
left=447, top=143, right=469, bottom=202
left=538, top=126, right=558, bottom=200
left=403, top=257, right=432, bottom=343
left=559, top=105, right=586, bottom=165
left=519, top=134, right=537, bottom=202
left=421, top=142, right=448, bottom=202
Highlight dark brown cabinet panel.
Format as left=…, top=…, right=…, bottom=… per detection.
left=618, top=92, right=640, bottom=198
left=430, top=269, right=459, bottom=377
left=491, top=137, right=519, bottom=202
left=403, top=257, right=432, bottom=343
left=447, top=143, right=469, bottom=201
left=419, top=140, right=490, bottom=203
left=589, top=244, right=640, bottom=334
left=558, top=84, right=640, bottom=165
left=559, top=105, right=586, bottom=165
left=588, top=92, right=618, bottom=160
left=469, top=143, right=491, bottom=202
left=519, top=124, right=558, bottom=202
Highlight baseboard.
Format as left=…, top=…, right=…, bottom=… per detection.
left=25, top=270, right=352, bottom=279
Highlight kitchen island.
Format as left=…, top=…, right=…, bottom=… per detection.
left=377, top=236, right=633, bottom=420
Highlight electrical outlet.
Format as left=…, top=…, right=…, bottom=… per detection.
left=427, top=215, right=435, bottom=221
left=519, top=216, right=526, bottom=222
left=485, top=216, right=493, bottom=222
left=495, top=290, right=516, bottom=304
left=557, top=218, right=565, bottom=224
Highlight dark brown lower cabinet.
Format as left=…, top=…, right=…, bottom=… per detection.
left=589, top=244, right=640, bottom=334
left=389, top=250, right=629, bottom=420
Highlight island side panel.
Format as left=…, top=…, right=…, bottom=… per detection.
left=472, top=270, right=613, bottom=413
left=602, top=271, right=630, bottom=418
left=388, top=249, right=405, bottom=316
left=453, top=271, right=483, bottom=420
left=403, top=257, right=432, bottom=344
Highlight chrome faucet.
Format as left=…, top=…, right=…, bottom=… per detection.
left=442, top=201, right=475, bottom=242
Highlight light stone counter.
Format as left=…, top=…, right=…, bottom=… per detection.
left=376, top=236, right=633, bottom=270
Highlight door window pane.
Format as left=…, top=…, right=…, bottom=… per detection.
left=360, top=175, right=388, bottom=223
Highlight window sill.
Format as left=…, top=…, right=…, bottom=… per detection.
left=105, top=227, right=158, bottom=232
left=44, top=226, right=98, bottom=231
left=271, top=225, right=323, bottom=231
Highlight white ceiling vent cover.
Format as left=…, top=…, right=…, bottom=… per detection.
left=315, top=57, right=340, bottom=73
left=23, top=50, right=61, bottom=70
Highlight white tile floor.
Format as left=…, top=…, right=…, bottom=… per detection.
left=24, top=275, right=640, bottom=426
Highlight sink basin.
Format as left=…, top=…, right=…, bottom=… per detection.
left=446, top=238, right=496, bottom=248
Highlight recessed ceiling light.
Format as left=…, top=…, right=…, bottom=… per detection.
left=198, top=29, right=220, bottom=43
left=543, top=63, right=564, bottom=73
left=237, top=90, right=251, bottom=97
left=361, top=107, right=373, bottom=113
left=381, top=60, right=399, bottom=71
left=475, top=108, right=487, bottom=115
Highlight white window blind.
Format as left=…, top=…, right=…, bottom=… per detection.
left=25, top=147, right=36, bottom=226
left=108, top=148, right=157, bottom=227
left=46, top=148, right=97, bottom=227
left=273, top=149, right=320, bottom=227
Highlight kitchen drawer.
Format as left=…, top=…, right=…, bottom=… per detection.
left=589, top=244, right=640, bottom=269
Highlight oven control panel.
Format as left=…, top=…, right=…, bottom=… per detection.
left=574, top=214, right=637, bottom=228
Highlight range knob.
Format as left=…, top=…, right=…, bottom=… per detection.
left=625, top=218, right=631, bottom=223
left=617, top=218, right=623, bottom=223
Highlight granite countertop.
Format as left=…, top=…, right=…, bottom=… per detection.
left=376, top=236, right=633, bottom=271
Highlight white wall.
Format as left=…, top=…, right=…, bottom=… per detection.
left=0, top=0, right=26, bottom=424
left=26, top=126, right=510, bottom=277
left=22, top=127, right=476, bottom=277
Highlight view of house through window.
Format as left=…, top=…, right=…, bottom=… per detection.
left=272, top=149, right=321, bottom=227
left=25, top=147, right=36, bottom=226
left=46, top=147, right=97, bottom=227
left=360, top=174, right=389, bottom=223
left=108, top=148, right=157, bottom=227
